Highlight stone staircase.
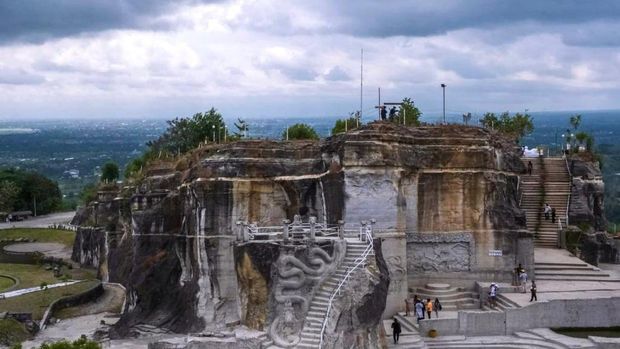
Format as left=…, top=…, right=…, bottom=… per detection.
left=520, top=157, right=571, bottom=248
left=535, top=255, right=620, bottom=282
left=480, top=293, right=521, bottom=312
left=384, top=313, right=426, bottom=349
left=410, top=283, right=480, bottom=311
left=261, top=240, right=372, bottom=349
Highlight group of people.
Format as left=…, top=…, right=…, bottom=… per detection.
left=543, top=203, right=557, bottom=223
left=392, top=296, right=442, bottom=343
left=380, top=106, right=399, bottom=121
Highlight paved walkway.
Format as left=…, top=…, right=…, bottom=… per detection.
left=0, top=280, right=79, bottom=298
left=0, top=211, right=75, bottom=229
left=501, top=248, right=620, bottom=308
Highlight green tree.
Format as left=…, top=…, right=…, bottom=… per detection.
left=0, top=181, right=20, bottom=213
left=479, top=111, right=534, bottom=142
left=0, top=169, right=62, bottom=215
left=332, top=112, right=361, bottom=135
left=100, top=162, right=119, bottom=183
left=570, top=114, right=582, bottom=131
left=397, top=98, right=422, bottom=126
left=282, top=123, right=320, bottom=140
left=79, top=183, right=98, bottom=205
left=147, top=108, right=228, bottom=154
left=124, top=157, right=145, bottom=179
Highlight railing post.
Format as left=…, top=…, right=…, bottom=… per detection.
left=369, top=218, right=376, bottom=239
left=360, top=221, right=367, bottom=241
left=235, top=221, right=242, bottom=241
left=283, top=219, right=290, bottom=242
left=338, top=220, right=345, bottom=239
left=309, top=216, right=316, bottom=242
left=242, top=222, right=250, bottom=242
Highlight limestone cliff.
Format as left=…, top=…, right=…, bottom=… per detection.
left=568, top=158, right=606, bottom=231
left=71, top=122, right=527, bottom=339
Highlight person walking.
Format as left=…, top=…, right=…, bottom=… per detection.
left=519, top=270, right=528, bottom=293
left=433, top=298, right=442, bottom=318
left=415, top=299, right=424, bottom=323
left=527, top=161, right=533, bottom=175
left=405, top=297, right=411, bottom=316
left=530, top=281, right=538, bottom=302
left=425, top=299, right=433, bottom=319
left=489, top=282, right=498, bottom=308
left=544, top=203, right=551, bottom=220
left=551, top=208, right=557, bottom=223
left=391, top=318, right=402, bottom=344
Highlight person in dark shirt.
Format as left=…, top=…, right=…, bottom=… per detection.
left=391, top=318, right=402, bottom=343
left=381, top=106, right=387, bottom=120
left=530, top=281, right=538, bottom=302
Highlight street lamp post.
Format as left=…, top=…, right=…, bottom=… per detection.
left=212, top=125, right=216, bottom=143
left=441, top=83, right=446, bottom=124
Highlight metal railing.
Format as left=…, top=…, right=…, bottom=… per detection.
left=237, top=215, right=361, bottom=242
left=564, top=156, right=572, bottom=227
left=318, top=221, right=374, bottom=348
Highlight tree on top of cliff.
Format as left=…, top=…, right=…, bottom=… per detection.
left=332, top=112, right=362, bottom=134
left=397, top=97, right=421, bottom=126
left=147, top=108, right=228, bottom=154
left=100, top=162, right=119, bottom=183
left=282, top=123, right=320, bottom=140
left=479, top=112, right=534, bottom=143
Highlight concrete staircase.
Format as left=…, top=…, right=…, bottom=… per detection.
left=384, top=313, right=426, bottom=349
left=535, top=258, right=620, bottom=282
left=410, top=283, right=480, bottom=311
left=262, top=240, right=372, bottom=349
left=480, top=293, right=521, bottom=312
left=520, top=157, right=571, bottom=248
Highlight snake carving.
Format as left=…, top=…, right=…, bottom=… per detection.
left=269, top=244, right=344, bottom=348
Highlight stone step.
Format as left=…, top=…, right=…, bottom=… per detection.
left=535, top=262, right=589, bottom=267
left=536, top=275, right=620, bottom=282
left=426, top=283, right=452, bottom=291
left=413, top=291, right=478, bottom=302
left=536, top=270, right=610, bottom=277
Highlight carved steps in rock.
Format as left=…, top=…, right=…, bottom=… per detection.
left=294, top=240, right=373, bottom=349
left=382, top=313, right=426, bottom=349
left=480, top=293, right=520, bottom=312
left=534, top=261, right=620, bottom=282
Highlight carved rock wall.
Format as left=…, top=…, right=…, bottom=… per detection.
left=73, top=122, right=527, bottom=335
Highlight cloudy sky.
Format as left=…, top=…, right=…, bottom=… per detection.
left=1, top=0, right=620, bottom=120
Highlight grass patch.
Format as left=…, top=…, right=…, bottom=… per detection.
left=0, top=318, right=31, bottom=346
left=0, top=276, right=15, bottom=291
left=0, top=228, right=75, bottom=247
left=0, top=264, right=96, bottom=290
left=0, top=280, right=99, bottom=320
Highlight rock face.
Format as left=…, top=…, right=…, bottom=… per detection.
left=568, top=158, right=607, bottom=231
left=71, top=122, right=527, bottom=339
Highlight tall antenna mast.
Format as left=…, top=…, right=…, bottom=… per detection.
left=360, top=48, right=363, bottom=121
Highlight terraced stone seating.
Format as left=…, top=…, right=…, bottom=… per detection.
left=410, top=283, right=480, bottom=311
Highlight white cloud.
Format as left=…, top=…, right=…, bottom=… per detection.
left=1, top=0, right=620, bottom=119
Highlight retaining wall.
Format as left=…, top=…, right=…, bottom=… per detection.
left=39, top=281, right=103, bottom=329
left=418, top=295, right=620, bottom=337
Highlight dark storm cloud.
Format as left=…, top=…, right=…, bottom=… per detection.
left=325, top=0, right=620, bottom=39
left=0, top=0, right=219, bottom=44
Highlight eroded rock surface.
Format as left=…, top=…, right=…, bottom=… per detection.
left=71, top=122, right=527, bottom=341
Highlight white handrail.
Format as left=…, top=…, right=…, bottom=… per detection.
left=564, top=157, right=572, bottom=226
left=318, top=226, right=374, bottom=348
